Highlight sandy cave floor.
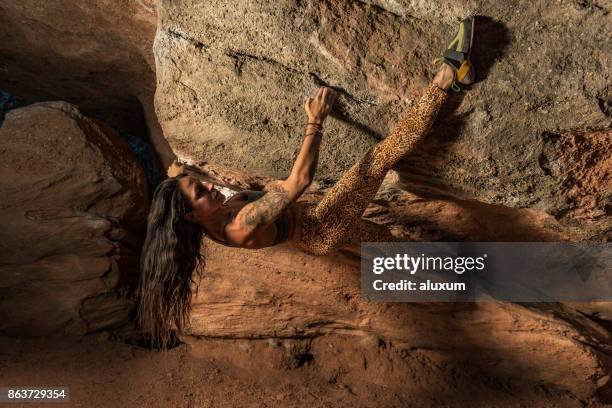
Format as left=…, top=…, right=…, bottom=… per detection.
left=1, top=328, right=608, bottom=408
left=0, top=334, right=406, bottom=408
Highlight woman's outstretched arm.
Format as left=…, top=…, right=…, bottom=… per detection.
left=229, top=86, right=337, bottom=243
left=285, top=86, right=337, bottom=197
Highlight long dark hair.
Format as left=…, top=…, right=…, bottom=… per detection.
left=136, top=173, right=205, bottom=349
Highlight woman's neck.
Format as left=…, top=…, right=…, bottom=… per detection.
left=197, top=198, right=242, bottom=238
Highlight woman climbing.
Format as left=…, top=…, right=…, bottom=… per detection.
left=137, top=17, right=476, bottom=348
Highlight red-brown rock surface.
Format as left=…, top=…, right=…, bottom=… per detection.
left=0, top=102, right=148, bottom=336
left=0, top=0, right=610, bottom=405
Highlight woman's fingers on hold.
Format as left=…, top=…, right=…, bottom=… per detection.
left=305, top=97, right=312, bottom=110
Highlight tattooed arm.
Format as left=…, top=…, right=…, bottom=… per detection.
left=227, top=182, right=292, bottom=246
left=226, top=87, right=337, bottom=246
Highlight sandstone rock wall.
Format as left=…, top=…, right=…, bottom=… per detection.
left=0, top=102, right=148, bottom=336
left=154, top=0, right=611, bottom=238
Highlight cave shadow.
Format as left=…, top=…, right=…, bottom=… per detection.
left=471, top=15, right=511, bottom=84
left=401, top=304, right=587, bottom=406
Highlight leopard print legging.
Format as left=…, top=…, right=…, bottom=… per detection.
left=296, top=84, right=448, bottom=255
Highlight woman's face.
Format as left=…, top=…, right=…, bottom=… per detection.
left=178, top=176, right=225, bottom=222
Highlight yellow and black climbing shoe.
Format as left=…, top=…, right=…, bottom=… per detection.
left=434, top=17, right=476, bottom=92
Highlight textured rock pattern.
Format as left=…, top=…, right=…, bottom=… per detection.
left=0, top=102, right=148, bottom=336
left=539, top=129, right=611, bottom=239
left=154, top=0, right=611, bottom=237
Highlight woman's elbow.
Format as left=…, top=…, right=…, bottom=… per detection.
left=283, top=175, right=311, bottom=197
left=293, top=175, right=313, bottom=192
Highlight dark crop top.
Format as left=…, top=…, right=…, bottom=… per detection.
left=207, top=190, right=292, bottom=247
